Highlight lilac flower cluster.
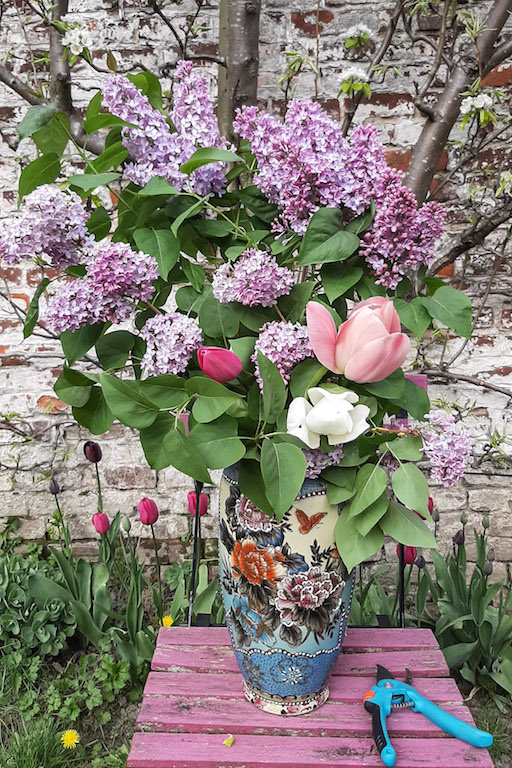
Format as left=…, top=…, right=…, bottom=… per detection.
left=360, top=168, right=446, bottom=289
left=422, top=409, right=472, bottom=488
left=304, top=447, right=344, bottom=479
left=212, top=249, right=295, bottom=307
left=140, top=312, right=202, bottom=377
left=234, top=102, right=386, bottom=233
left=0, top=185, right=92, bottom=269
left=252, top=321, right=313, bottom=389
left=45, top=242, right=158, bottom=333
left=101, top=63, right=228, bottom=196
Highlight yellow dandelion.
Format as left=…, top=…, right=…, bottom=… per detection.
left=162, top=615, right=174, bottom=627
left=61, top=730, right=79, bottom=749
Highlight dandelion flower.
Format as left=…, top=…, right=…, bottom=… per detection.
left=162, top=615, right=174, bottom=627
left=61, top=730, right=79, bottom=749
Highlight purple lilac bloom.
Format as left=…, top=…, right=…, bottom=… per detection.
left=212, top=249, right=295, bottom=307
left=140, top=312, right=202, bottom=377
left=422, top=409, right=472, bottom=488
left=359, top=167, right=446, bottom=289
left=45, top=242, right=158, bottom=333
left=252, top=321, right=313, bottom=389
left=304, top=447, right=344, bottom=479
left=0, top=185, right=92, bottom=269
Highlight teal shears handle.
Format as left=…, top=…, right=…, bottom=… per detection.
left=363, top=697, right=396, bottom=767
left=410, top=691, right=493, bottom=748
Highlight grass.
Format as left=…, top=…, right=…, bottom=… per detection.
left=0, top=717, right=81, bottom=768
left=465, top=691, right=512, bottom=768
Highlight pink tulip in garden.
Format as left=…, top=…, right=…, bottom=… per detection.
left=197, top=346, right=243, bottom=383
left=138, top=498, right=159, bottom=526
left=92, top=512, right=110, bottom=534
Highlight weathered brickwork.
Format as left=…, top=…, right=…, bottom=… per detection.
left=0, top=0, right=511, bottom=577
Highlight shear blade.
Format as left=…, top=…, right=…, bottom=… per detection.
left=376, top=664, right=395, bottom=682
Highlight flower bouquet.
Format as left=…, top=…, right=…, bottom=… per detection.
left=0, top=62, right=472, bottom=713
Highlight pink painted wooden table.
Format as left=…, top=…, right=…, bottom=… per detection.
left=127, top=627, right=494, bottom=768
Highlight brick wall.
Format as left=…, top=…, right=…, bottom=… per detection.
left=0, top=0, right=511, bottom=579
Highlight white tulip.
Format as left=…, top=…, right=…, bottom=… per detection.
left=305, top=387, right=370, bottom=445
left=286, top=397, right=320, bottom=449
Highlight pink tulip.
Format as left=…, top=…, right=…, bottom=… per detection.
left=405, top=373, right=428, bottom=391
left=92, top=512, right=110, bottom=534
left=187, top=491, right=209, bottom=517
left=397, top=544, right=417, bottom=565
left=138, top=497, right=159, bottom=526
left=197, top=346, right=242, bottom=383
left=306, top=298, right=410, bottom=384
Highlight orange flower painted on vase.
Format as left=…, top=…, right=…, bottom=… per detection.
left=231, top=540, right=286, bottom=585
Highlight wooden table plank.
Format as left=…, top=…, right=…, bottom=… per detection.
left=144, top=672, right=464, bottom=705
left=157, top=627, right=440, bottom=652
left=151, top=646, right=449, bottom=678
left=127, top=732, right=495, bottom=768
left=136, top=697, right=476, bottom=738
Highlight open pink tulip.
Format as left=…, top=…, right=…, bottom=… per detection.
left=306, top=298, right=410, bottom=384
left=197, top=346, right=243, bottom=383
left=138, top=497, right=159, bottom=526
left=92, top=512, right=110, bottom=534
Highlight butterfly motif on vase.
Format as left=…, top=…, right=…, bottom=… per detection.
left=295, top=508, right=327, bottom=534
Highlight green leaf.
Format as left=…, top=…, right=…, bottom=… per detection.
left=95, top=331, right=136, bottom=370
left=321, top=263, right=363, bottom=302
left=72, top=387, right=114, bottom=434
left=322, top=467, right=357, bottom=488
left=289, top=359, right=327, bottom=398
left=390, top=378, right=430, bottom=420
left=61, top=324, right=105, bottom=365
left=137, top=376, right=187, bottom=409
left=181, top=258, right=205, bottom=292
left=422, top=285, right=472, bottom=338
left=391, top=463, right=429, bottom=517
left=229, top=337, right=255, bottom=369
left=261, top=440, right=306, bottom=521
left=278, top=282, right=314, bottom=322
left=68, top=172, right=120, bottom=193
left=23, top=278, right=49, bottom=339
left=237, top=460, right=273, bottom=517
left=176, top=285, right=209, bottom=315
left=193, top=219, right=234, bottom=237
left=198, top=293, right=239, bottom=339
left=138, top=177, right=179, bottom=197
left=90, top=142, right=128, bottom=173
left=384, top=435, right=423, bottom=461
left=83, top=114, right=135, bottom=134
left=33, top=113, right=70, bottom=156
left=236, top=186, right=280, bottom=223
left=133, top=227, right=180, bottom=279
left=348, top=463, right=388, bottom=518
left=127, top=72, right=163, bottom=110
left=19, top=154, right=60, bottom=199
left=354, top=494, right=388, bottom=537
left=180, top=147, right=241, bottom=175
left=344, top=202, right=375, bottom=234
left=380, top=501, right=437, bottom=548
left=170, top=199, right=205, bottom=236
left=442, top=641, right=478, bottom=670
left=70, top=600, right=107, bottom=651
left=364, top=368, right=405, bottom=399
left=257, top=352, right=286, bottom=424
left=189, top=416, right=246, bottom=469
left=394, top=298, right=431, bottom=338
left=139, top=413, right=211, bottom=482
left=335, top=511, right=384, bottom=572
left=28, top=574, right=73, bottom=607
left=87, top=206, right=111, bottom=240
left=17, top=104, right=56, bottom=140
left=54, top=368, right=93, bottom=407
left=327, top=484, right=356, bottom=504
left=86, top=91, right=102, bottom=119
left=186, top=377, right=240, bottom=423
left=298, top=208, right=359, bottom=266
left=100, top=375, right=159, bottom=429
left=230, top=304, right=274, bottom=332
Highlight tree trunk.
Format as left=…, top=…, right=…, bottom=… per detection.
left=404, top=0, right=512, bottom=204
left=217, top=0, right=262, bottom=143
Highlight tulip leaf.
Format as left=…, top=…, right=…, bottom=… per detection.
left=186, top=377, right=241, bottom=423
left=261, top=439, right=306, bottom=521
left=391, top=463, right=429, bottom=517
left=394, top=297, right=432, bottom=338
left=139, top=412, right=211, bottom=482
left=384, top=435, right=423, bottom=461
left=100, top=374, right=159, bottom=429
left=389, top=378, right=430, bottom=420
left=348, top=463, right=388, bottom=518
left=189, top=416, right=246, bottom=469
left=335, top=511, right=384, bottom=572
left=238, top=459, right=273, bottom=517
left=289, top=358, right=327, bottom=399
left=257, top=352, right=286, bottom=423
left=380, top=501, right=437, bottom=548
left=421, top=285, right=472, bottom=338
left=354, top=493, right=389, bottom=537
left=72, top=387, right=114, bottom=435
left=364, top=369, right=405, bottom=399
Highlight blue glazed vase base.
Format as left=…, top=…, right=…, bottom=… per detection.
left=243, top=680, right=330, bottom=716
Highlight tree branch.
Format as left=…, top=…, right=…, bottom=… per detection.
left=0, top=63, right=42, bottom=106
left=483, top=35, right=512, bottom=75
left=151, top=0, right=184, bottom=54
left=423, top=368, right=512, bottom=400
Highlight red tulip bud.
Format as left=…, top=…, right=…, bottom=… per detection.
left=197, top=346, right=242, bottom=383
left=187, top=491, right=208, bottom=517
left=428, top=496, right=434, bottom=516
left=84, top=441, right=102, bottom=463
left=92, top=512, right=110, bottom=534
left=138, top=497, right=159, bottom=525
left=397, top=544, right=417, bottom=565
left=178, top=413, right=189, bottom=435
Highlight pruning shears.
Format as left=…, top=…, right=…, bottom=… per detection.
left=363, top=665, right=493, bottom=767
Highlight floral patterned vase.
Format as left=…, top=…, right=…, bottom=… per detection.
left=218, top=465, right=355, bottom=716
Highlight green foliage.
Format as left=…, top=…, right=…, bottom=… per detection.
left=163, top=561, right=225, bottom=626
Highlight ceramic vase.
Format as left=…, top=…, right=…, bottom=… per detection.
left=218, top=465, right=355, bottom=716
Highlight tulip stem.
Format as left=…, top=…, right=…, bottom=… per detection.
left=95, top=463, right=103, bottom=514
left=151, top=524, right=163, bottom=621
left=188, top=480, right=203, bottom=627
left=398, top=544, right=405, bottom=628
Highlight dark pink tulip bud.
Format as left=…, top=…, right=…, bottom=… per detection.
left=187, top=491, right=208, bottom=517
left=178, top=413, right=189, bottom=435
left=92, top=512, right=110, bottom=534
left=84, top=441, right=102, bottom=463
left=197, top=346, right=242, bottom=383
left=138, top=497, right=159, bottom=525
left=453, top=529, right=465, bottom=547
left=397, top=544, right=417, bottom=565
left=49, top=477, right=60, bottom=495
left=428, top=497, right=434, bottom=516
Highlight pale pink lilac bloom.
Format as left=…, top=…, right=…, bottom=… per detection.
left=0, top=185, right=92, bottom=269
left=422, top=409, right=471, bottom=488
left=252, top=321, right=313, bottom=389
left=304, top=446, right=344, bottom=479
left=212, top=248, right=295, bottom=307
left=140, top=312, right=202, bottom=377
